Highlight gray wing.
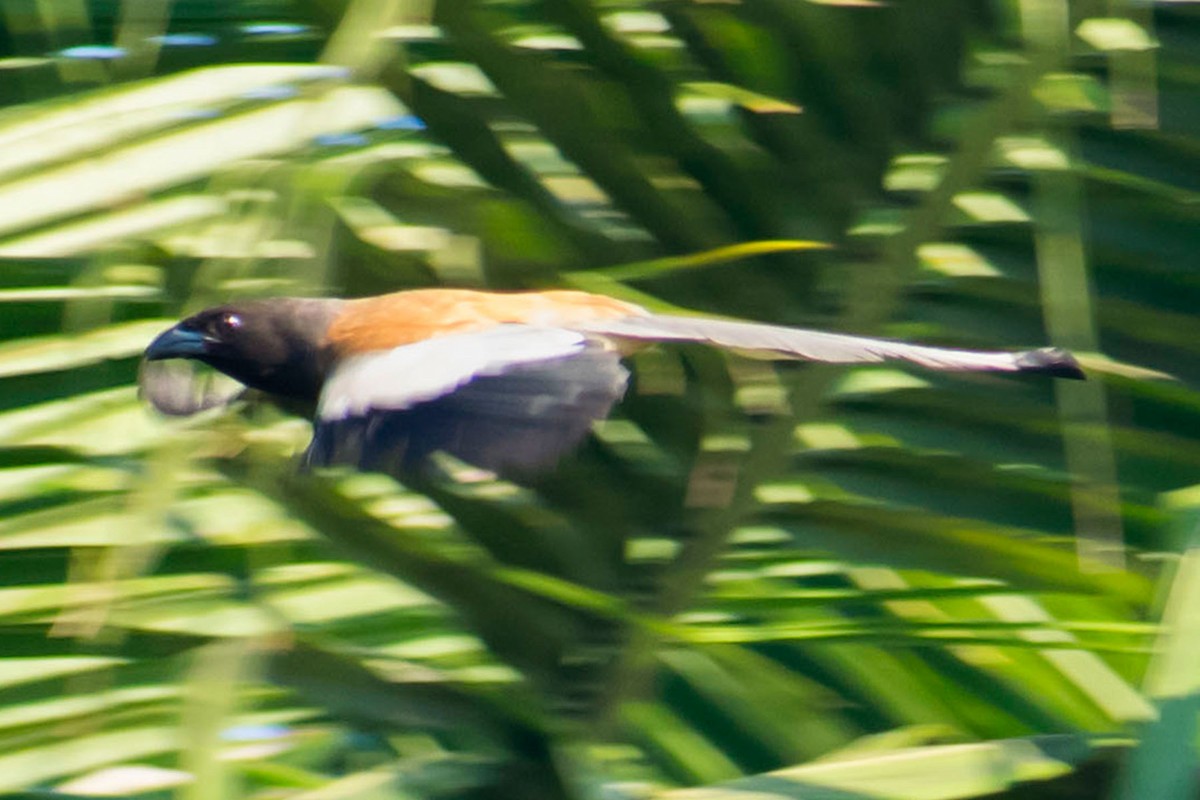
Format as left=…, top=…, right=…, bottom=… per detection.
left=308, top=325, right=629, bottom=477
left=576, top=314, right=1084, bottom=378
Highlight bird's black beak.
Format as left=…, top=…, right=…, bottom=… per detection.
left=144, top=325, right=210, bottom=361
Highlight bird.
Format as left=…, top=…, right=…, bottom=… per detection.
left=140, top=288, right=1084, bottom=478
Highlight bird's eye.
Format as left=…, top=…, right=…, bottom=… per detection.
left=213, top=312, right=242, bottom=337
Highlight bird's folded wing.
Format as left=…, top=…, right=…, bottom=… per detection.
left=575, top=314, right=1084, bottom=378
left=309, top=325, right=630, bottom=476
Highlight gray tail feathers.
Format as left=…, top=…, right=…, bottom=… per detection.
left=576, top=315, right=1085, bottom=379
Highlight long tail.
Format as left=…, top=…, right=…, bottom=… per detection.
left=577, top=314, right=1085, bottom=379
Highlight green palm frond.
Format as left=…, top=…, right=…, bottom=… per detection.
left=0, top=0, right=1197, bottom=798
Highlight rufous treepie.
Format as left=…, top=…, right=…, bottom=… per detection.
left=141, top=288, right=1083, bottom=477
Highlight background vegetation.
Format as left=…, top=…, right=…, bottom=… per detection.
left=0, top=0, right=1197, bottom=797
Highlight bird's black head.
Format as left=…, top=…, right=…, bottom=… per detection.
left=144, top=298, right=345, bottom=401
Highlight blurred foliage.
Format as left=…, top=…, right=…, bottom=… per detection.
left=0, top=0, right=1198, bottom=798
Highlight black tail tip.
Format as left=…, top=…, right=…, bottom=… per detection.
left=1016, top=347, right=1085, bottom=380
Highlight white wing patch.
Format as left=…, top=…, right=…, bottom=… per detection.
left=317, top=325, right=591, bottom=421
